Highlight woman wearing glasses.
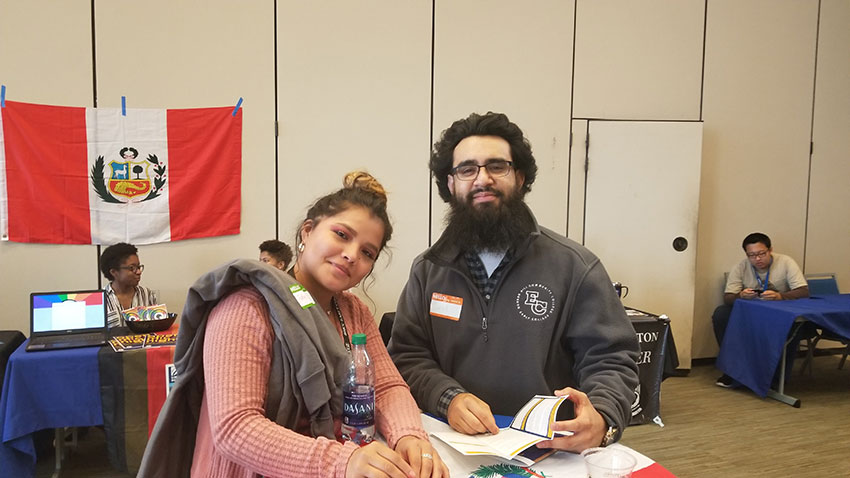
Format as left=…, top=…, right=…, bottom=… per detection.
left=100, top=242, right=158, bottom=327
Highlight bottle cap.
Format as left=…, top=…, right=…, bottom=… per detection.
left=351, top=333, right=367, bottom=345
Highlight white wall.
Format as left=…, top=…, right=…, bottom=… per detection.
left=804, top=0, right=850, bottom=280
left=572, top=0, right=705, bottom=121
left=0, top=0, right=97, bottom=326
left=571, top=0, right=706, bottom=363
left=693, top=0, right=820, bottom=358
left=1, top=0, right=848, bottom=367
left=276, top=1, right=432, bottom=315
left=431, top=0, right=574, bottom=238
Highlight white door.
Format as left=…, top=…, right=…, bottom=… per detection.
left=580, top=120, right=703, bottom=366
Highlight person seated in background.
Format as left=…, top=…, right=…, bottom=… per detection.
left=713, top=232, right=809, bottom=388
left=100, top=242, right=158, bottom=328
left=139, top=171, right=447, bottom=478
left=259, top=239, right=293, bottom=271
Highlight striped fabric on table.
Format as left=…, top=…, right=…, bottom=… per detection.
left=98, top=343, right=174, bottom=474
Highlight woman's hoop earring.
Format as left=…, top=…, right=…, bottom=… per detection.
left=298, top=242, right=305, bottom=253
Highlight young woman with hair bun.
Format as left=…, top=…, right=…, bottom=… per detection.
left=140, top=171, right=447, bottom=478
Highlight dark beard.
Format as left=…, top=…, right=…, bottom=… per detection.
left=442, top=189, right=535, bottom=252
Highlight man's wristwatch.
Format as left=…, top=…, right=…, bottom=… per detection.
left=600, top=423, right=618, bottom=447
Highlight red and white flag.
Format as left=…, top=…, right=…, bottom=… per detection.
left=0, top=100, right=241, bottom=244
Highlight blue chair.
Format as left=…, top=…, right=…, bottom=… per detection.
left=802, top=273, right=848, bottom=371
left=806, top=272, right=840, bottom=296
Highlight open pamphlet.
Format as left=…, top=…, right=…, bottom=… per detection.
left=431, top=394, right=573, bottom=465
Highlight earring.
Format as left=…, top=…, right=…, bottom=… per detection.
left=298, top=242, right=305, bottom=253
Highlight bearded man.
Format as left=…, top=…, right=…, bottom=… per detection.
left=388, top=112, right=640, bottom=453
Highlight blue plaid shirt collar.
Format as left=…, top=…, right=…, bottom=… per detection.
left=463, top=249, right=513, bottom=299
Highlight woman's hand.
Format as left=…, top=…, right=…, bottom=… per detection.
left=394, top=436, right=449, bottom=478
left=345, top=441, right=415, bottom=478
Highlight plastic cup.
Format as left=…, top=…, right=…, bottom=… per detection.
left=581, top=447, right=637, bottom=478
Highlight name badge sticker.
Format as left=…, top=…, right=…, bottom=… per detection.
left=430, top=292, right=463, bottom=321
left=290, top=284, right=316, bottom=309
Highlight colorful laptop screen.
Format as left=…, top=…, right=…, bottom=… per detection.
left=31, top=292, right=106, bottom=333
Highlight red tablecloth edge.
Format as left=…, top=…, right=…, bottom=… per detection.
left=634, top=462, right=676, bottom=478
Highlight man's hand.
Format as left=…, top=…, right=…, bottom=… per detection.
left=740, top=288, right=760, bottom=300
left=446, top=392, right=499, bottom=435
left=346, top=441, right=415, bottom=478
left=394, top=435, right=449, bottom=478
left=760, top=290, right=782, bottom=300
left=535, top=387, right=606, bottom=453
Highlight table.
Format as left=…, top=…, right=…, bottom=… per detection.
left=423, top=414, right=676, bottom=478
left=0, top=339, right=174, bottom=477
left=716, top=294, right=850, bottom=406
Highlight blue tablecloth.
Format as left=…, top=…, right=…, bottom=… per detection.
left=0, top=341, right=103, bottom=478
left=716, top=294, right=850, bottom=397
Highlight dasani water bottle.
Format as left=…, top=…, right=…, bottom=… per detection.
left=341, top=333, right=375, bottom=445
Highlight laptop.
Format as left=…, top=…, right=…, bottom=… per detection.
left=26, top=290, right=108, bottom=352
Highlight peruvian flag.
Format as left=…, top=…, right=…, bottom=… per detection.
left=0, top=100, right=241, bottom=244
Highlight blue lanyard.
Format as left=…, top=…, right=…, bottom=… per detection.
left=751, top=260, right=772, bottom=290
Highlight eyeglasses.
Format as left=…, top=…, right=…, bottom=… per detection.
left=746, top=251, right=769, bottom=259
left=117, top=264, right=145, bottom=273
left=450, top=160, right=514, bottom=181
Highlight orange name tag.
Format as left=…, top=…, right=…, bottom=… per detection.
left=430, top=293, right=463, bottom=321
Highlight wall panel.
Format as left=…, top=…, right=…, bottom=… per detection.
left=805, top=0, right=850, bottom=289
left=277, top=1, right=432, bottom=318
left=0, top=0, right=96, bottom=335
left=432, top=0, right=574, bottom=238
left=692, top=0, right=818, bottom=358
left=573, top=0, right=705, bottom=120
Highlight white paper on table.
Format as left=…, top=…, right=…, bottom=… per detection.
left=431, top=427, right=545, bottom=460
left=431, top=395, right=572, bottom=461
left=424, top=415, right=542, bottom=478
left=421, top=414, right=657, bottom=478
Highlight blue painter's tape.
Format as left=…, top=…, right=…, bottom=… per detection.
left=232, top=97, right=243, bottom=117
left=1, top=85, right=5, bottom=108
left=122, top=96, right=126, bottom=116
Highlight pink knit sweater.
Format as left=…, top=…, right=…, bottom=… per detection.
left=191, top=287, right=428, bottom=478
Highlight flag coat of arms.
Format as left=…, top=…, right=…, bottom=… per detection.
left=0, top=100, right=242, bottom=244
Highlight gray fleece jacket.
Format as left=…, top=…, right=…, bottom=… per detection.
left=138, top=259, right=349, bottom=478
left=388, top=208, right=639, bottom=441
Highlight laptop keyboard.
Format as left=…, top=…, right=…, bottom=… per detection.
left=36, top=333, right=104, bottom=344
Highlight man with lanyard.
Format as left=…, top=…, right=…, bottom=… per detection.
left=388, top=112, right=639, bottom=453
left=713, top=232, right=809, bottom=388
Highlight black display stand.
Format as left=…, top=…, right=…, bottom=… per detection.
left=627, top=308, right=678, bottom=426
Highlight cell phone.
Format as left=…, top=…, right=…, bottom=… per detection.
left=752, top=289, right=763, bottom=295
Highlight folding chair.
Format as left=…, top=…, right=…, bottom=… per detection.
left=805, top=272, right=840, bottom=296
left=800, top=273, right=848, bottom=373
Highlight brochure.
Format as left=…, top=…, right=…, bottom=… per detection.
left=108, top=332, right=177, bottom=352
left=431, top=394, right=573, bottom=465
